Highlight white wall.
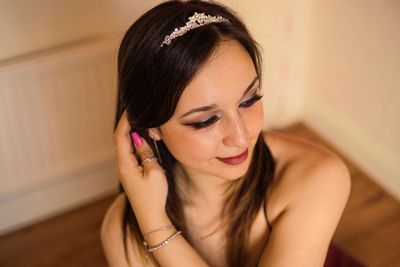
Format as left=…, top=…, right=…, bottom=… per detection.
left=0, top=0, right=304, bottom=126
left=4, top=0, right=397, bottom=148
left=230, top=0, right=314, bottom=128
left=303, top=0, right=400, bottom=199
left=0, top=0, right=162, bottom=62
left=0, top=0, right=163, bottom=235
left=0, top=39, right=121, bottom=235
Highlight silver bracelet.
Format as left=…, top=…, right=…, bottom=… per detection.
left=143, top=230, right=182, bottom=253
left=144, top=224, right=175, bottom=238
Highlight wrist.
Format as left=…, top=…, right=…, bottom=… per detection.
left=137, top=211, right=172, bottom=235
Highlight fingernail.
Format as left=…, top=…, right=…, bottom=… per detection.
left=131, top=132, right=143, bottom=147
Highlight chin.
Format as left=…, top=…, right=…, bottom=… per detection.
left=213, top=156, right=252, bottom=181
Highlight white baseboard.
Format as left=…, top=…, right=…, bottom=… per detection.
left=303, top=95, right=400, bottom=200
left=0, top=160, right=119, bottom=236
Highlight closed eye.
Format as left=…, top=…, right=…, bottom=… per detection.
left=239, top=94, right=263, bottom=108
left=182, top=94, right=263, bottom=130
left=183, top=115, right=221, bottom=130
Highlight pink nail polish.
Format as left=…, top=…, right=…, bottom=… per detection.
left=131, top=132, right=143, bottom=147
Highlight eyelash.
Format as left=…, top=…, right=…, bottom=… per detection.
left=185, top=94, right=264, bottom=130
left=189, top=115, right=221, bottom=130
left=239, top=93, right=263, bottom=108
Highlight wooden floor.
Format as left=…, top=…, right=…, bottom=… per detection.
left=0, top=122, right=399, bottom=267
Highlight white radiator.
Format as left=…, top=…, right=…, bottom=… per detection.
left=0, top=38, right=120, bottom=235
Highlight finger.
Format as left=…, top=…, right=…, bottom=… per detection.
left=114, top=111, right=142, bottom=176
left=131, top=132, right=164, bottom=174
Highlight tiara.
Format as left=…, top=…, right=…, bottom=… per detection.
left=161, top=12, right=230, bottom=47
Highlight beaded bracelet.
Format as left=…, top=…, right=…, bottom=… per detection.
left=143, top=230, right=182, bottom=253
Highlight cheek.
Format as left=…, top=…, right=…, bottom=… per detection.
left=161, top=127, right=220, bottom=162
left=243, top=103, right=264, bottom=135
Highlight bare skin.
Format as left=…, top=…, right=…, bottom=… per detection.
left=101, top=40, right=351, bottom=267
left=101, top=130, right=350, bottom=267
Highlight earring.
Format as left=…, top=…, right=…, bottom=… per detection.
left=153, top=139, right=162, bottom=164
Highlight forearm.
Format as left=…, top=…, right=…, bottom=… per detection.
left=138, top=213, right=209, bottom=267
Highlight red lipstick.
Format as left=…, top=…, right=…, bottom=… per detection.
left=216, top=149, right=248, bottom=165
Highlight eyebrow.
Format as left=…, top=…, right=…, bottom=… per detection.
left=178, top=76, right=259, bottom=119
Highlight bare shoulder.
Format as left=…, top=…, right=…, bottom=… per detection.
left=100, top=192, right=131, bottom=267
left=101, top=193, right=159, bottom=267
left=262, top=130, right=336, bottom=162
left=101, top=192, right=126, bottom=242
left=262, top=130, right=351, bottom=226
left=258, top=130, right=352, bottom=266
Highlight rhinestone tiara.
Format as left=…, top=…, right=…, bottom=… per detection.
left=160, top=12, right=230, bottom=47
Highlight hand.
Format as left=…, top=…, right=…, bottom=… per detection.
left=113, top=111, right=169, bottom=231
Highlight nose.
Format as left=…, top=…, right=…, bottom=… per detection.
left=222, top=113, right=249, bottom=149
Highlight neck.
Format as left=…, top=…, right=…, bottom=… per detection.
left=174, top=164, right=237, bottom=208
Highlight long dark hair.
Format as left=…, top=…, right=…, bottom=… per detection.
left=114, top=1, right=275, bottom=266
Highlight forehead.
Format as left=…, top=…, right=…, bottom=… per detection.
left=174, top=40, right=257, bottom=113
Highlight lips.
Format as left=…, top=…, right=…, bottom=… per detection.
left=216, top=148, right=248, bottom=166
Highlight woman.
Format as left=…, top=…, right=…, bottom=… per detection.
left=101, top=1, right=351, bottom=266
